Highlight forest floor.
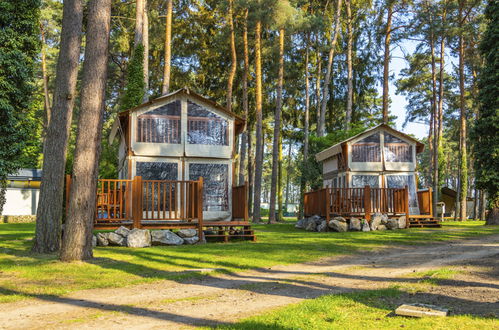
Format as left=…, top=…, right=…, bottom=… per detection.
left=0, top=229, right=498, bottom=329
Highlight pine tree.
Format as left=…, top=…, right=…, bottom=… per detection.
left=121, top=44, right=146, bottom=110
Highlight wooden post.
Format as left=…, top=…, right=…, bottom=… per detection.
left=132, top=176, right=142, bottom=229
left=325, top=187, right=330, bottom=226
left=428, top=187, right=433, bottom=218
left=65, top=174, right=71, bottom=218
left=404, top=185, right=410, bottom=228
left=197, top=177, right=204, bottom=239
left=244, top=181, right=249, bottom=222
left=364, top=185, right=371, bottom=222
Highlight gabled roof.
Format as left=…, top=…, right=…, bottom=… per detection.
left=7, top=168, right=42, bottom=180
left=315, top=124, right=425, bottom=162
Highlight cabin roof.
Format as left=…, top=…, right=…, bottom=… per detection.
left=7, top=168, right=42, bottom=181
left=315, top=124, right=425, bottom=162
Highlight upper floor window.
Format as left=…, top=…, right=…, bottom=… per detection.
left=351, top=133, right=381, bottom=162
left=137, top=101, right=181, bottom=144
left=187, top=101, right=228, bottom=146
left=384, top=133, right=413, bottom=162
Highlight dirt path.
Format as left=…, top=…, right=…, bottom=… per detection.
left=1, top=234, right=498, bottom=329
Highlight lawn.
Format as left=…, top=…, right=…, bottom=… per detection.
left=1, top=221, right=498, bottom=303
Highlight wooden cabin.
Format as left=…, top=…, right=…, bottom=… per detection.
left=305, top=124, right=438, bottom=228
left=67, top=88, right=254, bottom=241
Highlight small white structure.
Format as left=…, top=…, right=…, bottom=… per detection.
left=3, top=169, right=42, bottom=216
left=315, top=124, right=425, bottom=215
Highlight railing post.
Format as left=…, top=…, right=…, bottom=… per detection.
left=133, top=176, right=142, bottom=229
left=428, top=187, right=433, bottom=218
left=364, top=185, right=371, bottom=222
left=325, top=188, right=330, bottom=226
left=65, top=174, right=71, bottom=218
left=197, top=177, right=204, bottom=239
left=404, top=185, right=410, bottom=227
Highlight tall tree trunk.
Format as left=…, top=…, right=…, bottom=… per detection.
left=33, top=0, right=83, bottom=254
left=284, top=139, right=292, bottom=215
left=134, top=0, right=144, bottom=48
left=226, top=0, right=237, bottom=112
left=161, top=0, right=173, bottom=94
left=252, top=20, right=263, bottom=223
left=345, top=0, right=353, bottom=129
left=382, top=1, right=393, bottom=123
left=458, top=1, right=467, bottom=221
left=142, top=0, right=149, bottom=100
left=277, top=135, right=283, bottom=221
left=239, top=9, right=249, bottom=186
left=60, top=0, right=112, bottom=261
left=300, top=33, right=310, bottom=219
left=436, top=6, right=446, bottom=216
left=318, top=0, right=343, bottom=137
left=40, top=23, right=51, bottom=134
left=315, top=39, right=321, bottom=132
left=269, top=28, right=285, bottom=223
left=479, top=190, right=486, bottom=221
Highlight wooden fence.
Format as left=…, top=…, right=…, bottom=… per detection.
left=304, top=186, right=409, bottom=223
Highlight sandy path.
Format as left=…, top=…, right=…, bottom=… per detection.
left=1, top=234, right=498, bottom=329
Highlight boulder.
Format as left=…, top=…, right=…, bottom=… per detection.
left=126, top=229, right=151, bottom=248
left=386, top=219, right=399, bottom=230
left=151, top=230, right=184, bottom=246
left=96, top=232, right=109, bottom=246
left=183, top=236, right=199, bottom=245
left=295, top=218, right=306, bottom=229
left=332, top=216, right=347, bottom=223
left=398, top=216, right=407, bottom=229
left=115, top=226, right=130, bottom=237
left=177, top=229, right=198, bottom=238
left=92, top=235, right=97, bottom=248
left=361, top=220, right=371, bottom=232
left=381, top=214, right=389, bottom=224
left=305, top=220, right=317, bottom=232
left=328, top=220, right=348, bottom=232
left=370, top=216, right=382, bottom=231
left=317, top=220, right=328, bottom=232
left=309, top=215, right=323, bottom=224
left=377, top=224, right=387, bottom=231
left=349, top=218, right=362, bottom=231
left=107, top=232, right=126, bottom=246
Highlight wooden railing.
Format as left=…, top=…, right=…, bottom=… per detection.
left=304, top=186, right=409, bottom=223
left=232, top=182, right=248, bottom=221
left=417, top=188, right=433, bottom=215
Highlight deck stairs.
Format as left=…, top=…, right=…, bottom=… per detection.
left=203, top=221, right=256, bottom=242
left=408, top=218, right=441, bottom=228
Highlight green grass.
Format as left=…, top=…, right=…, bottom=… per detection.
left=0, top=221, right=498, bottom=303
left=215, top=288, right=499, bottom=330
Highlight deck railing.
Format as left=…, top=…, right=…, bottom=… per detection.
left=232, top=182, right=249, bottom=221
left=304, top=186, right=409, bottom=223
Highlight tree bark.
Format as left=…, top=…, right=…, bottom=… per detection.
left=134, top=0, right=144, bottom=48
left=345, top=0, right=353, bottom=129
left=479, top=190, right=486, bottom=221
left=315, top=38, right=321, bottom=133
left=284, top=139, right=292, bottom=216
left=382, top=1, right=393, bottom=123
left=269, top=28, right=285, bottom=223
left=277, top=135, right=283, bottom=221
left=239, top=9, right=249, bottom=186
left=142, top=0, right=149, bottom=100
left=252, top=20, right=263, bottom=223
left=40, top=23, right=51, bottom=134
left=60, top=0, right=112, bottom=261
left=33, top=0, right=83, bottom=254
left=458, top=1, right=467, bottom=221
left=226, top=0, right=237, bottom=112
left=318, top=0, right=343, bottom=137
left=436, top=5, right=446, bottom=218
left=300, top=33, right=310, bottom=219
left=161, top=0, right=173, bottom=94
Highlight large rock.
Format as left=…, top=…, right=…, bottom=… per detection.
left=332, top=216, right=347, bottom=223
left=386, top=219, right=399, bottom=230
left=328, top=220, right=348, bottom=232
left=295, top=218, right=306, bottom=229
left=370, top=216, right=382, bottom=231
left=127, top=229, right=151, bottom=248
left=349, top=218, right=362, bottom=231
left=398, top=216, right=407, bottom=229
left=107, top=232, right=126, bottom=246
left=309, top=215, right=323, bottom=224
left=183, top=236, right=199, bottom=245
left=177, top=229, right=198, bottom=238
left=361, top=220, right=371, bottom=232
left=96, top=232, right=109, bottom=246
left=115, top=226, right=130, bottom=237
left=151, top=230, right=184, bottom=246
left=377, top=224, right=387, bottom=231
left=381, top=214, right=389, bottom=224
left=305, top=220, right=317, bottom=232
left=92, top=235, right=97, bottom=248
left=317, top=220, right=328, bottom=232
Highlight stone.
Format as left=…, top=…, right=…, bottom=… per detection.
left=381, top=214, right=389, bottom=224
left=370, top=216, right=382, bottom=231
left=183, top=236, right=199, bottom=245
left=177, top=229, right=198, bottom=238
left=92, top=235, right=97, bottom=248
left=349, top=218, right=362, bottom=231
left=309, top=215, right=323, bottom=224
left=96, top=233, right=109, bottom=246
left=332, top=216, right=347, bottom=223
left=295, top=218, right=306, bottom=229
left=328, top=220, right=348, bottom=232
left=377, top=224, right=387, bottom=231
left=115, top=226, right=130, bottom=237
left=398, top=216, right=407, bottom=229
left=316, top=220, right=328, bottom=232
left=107, top=232, right=126, bottom=246
left=151, top=230, right=184, bottom=246
left=386, top=219, right=399, bottom=230
left=395, top=304, right=448, bottom=318
left=126, top=229, right=151, bottom=248
left=305, top=220, right=317, bottom=231
left=361, top=220, right=371, bottom=232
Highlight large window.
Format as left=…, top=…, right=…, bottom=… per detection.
left=351, top=175, right=379, bottom=188
left=189, top=163, right=228, bottom=211
left=351, top=133, right=381, bottom=162
left=187, top=101, right=228, bottom=146
left=384, top=133, right=413, bottom=162
left=136, top=161, right=178, bottom=180
left=386, top=175, right=419, bottom=209
left=137, top=101, right=181, bottom=144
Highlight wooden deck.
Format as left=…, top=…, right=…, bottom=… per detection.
left=65, top=176, right=255, bottom=242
